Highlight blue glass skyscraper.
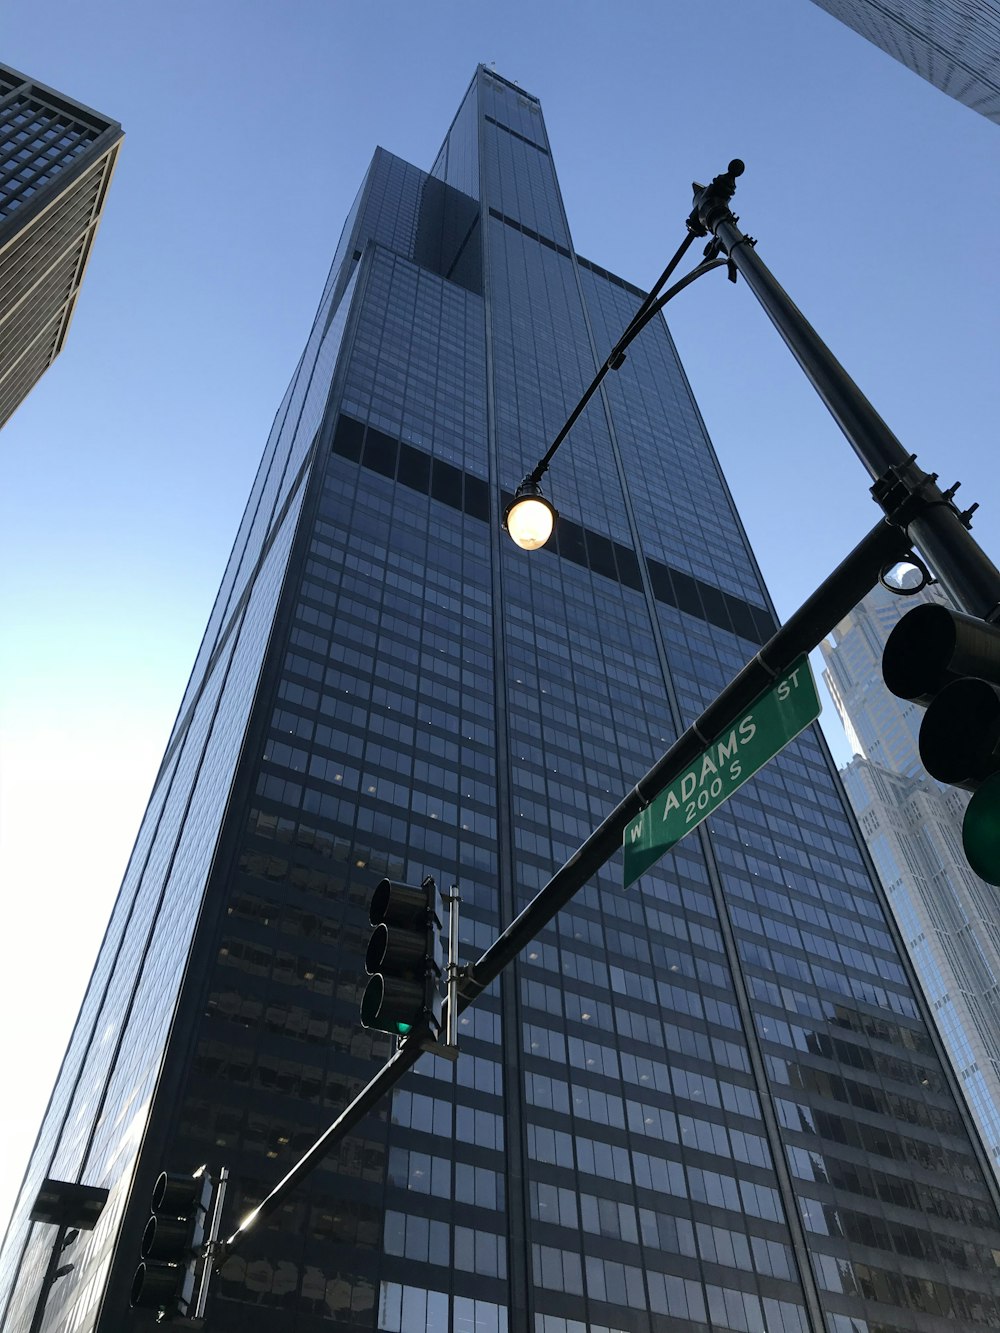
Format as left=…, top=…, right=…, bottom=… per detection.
left=0, top=62, right=122, bottom=428
left=822, top=581, right=1000, bottom=1187
left=807, top=1, right=1000, bottom=124
left=4, top=65, right=1000, bottom=1333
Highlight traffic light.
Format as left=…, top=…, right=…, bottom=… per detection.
left=361, top=876, right=443, bottom=1039
left=130, top=1168, right=212, bottom=1318
left=882, top=603, right=1000, bottom=884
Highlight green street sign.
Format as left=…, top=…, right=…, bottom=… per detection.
left=623, top=655, right=821, bottom=887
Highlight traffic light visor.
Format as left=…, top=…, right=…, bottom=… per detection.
left=131, top=1261, right=185, bottom=1309
left=369, top=877, right=427, bottom=927
left=883, top=604, right=1000, bottom=705
left=151, top=1171, right=201, bottom=1215
left=919, top=677, right=1000, bottom=788
left=361, top=973, right=421, bottom=1034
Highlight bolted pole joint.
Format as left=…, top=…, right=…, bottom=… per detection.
left=870, top=456, right=977, bottom=536
left=870, top=457, right=998, bottom=622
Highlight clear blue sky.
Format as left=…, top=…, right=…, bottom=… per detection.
left=2, top=0, right=998, bottom=1234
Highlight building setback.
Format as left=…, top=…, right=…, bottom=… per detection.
left=807, top=1, right=1000, bottom=124
left=4, top=65, right=1000, bottom=1333
left=0, top=62, right=122, bottom=430
left=822, top=580, right=1000, bottom=1188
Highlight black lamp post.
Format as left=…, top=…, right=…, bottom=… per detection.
left=503, top=223, right=727, bottom=550
left=505, top=159, right=1000, bottom=627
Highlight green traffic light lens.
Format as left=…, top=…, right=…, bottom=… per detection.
left=396, top=1022, right=412, bottom=1035
left=963, top=772, right=1000, bottom=886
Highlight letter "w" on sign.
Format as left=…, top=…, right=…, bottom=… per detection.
left=629, top=816, right=645, bottom=844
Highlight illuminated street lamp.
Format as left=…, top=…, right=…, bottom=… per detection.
left=503, top=478, right=557, bottom=551
left=500, top=217, right=728, bottom=552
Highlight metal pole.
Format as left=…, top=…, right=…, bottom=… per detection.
left=459, top=516, right=907, bottom=1003
left=219, top=515, right=910, bottom=1258
left=220, top=1041, right=424, bottom=1255
left=27, top=1225, right=71, bottom=1333
left=689, top=163, right=1000, bottom=623
left=194, top=1166, right=228, bottom=1319
left=445, top=885, right=460, bottom=1051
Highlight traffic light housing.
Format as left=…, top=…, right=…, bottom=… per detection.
left=361, top=877, right=443, bottom=1039
left=130, top=1169, right=212, bottom=1318
left=882, top=603, right=1000, bottom=884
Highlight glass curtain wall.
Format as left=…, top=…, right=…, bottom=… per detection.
left=4, top=65, right=1000, bottom=1333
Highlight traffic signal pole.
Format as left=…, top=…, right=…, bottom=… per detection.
left=457, top=517, right=909, bottom=1005
left=688, top=162, right=1000, bottom=624
left=215, top=163, right=1000, bottom=1269
left=217, top=513, right=911, bottom=1262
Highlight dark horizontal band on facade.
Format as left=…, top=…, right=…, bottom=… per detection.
left=486, top=207, right=648, bottom=300
left=484, top=114, right=548, bottom=154
left=575, top=254, right=646, bottom=301
left=333, top=414, right=775, bottom=644
left=488, top=208, right=572, bottom=259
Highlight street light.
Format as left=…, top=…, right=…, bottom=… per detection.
left=500, top=218, right=728, bottom=549
left=501, top=158, right=1000, bottom=890
left=28, top=1180, right=108, bottom=1333
left=502, top=158, right=1000, bottom=637
left=503, top=479, right=557, bottom=551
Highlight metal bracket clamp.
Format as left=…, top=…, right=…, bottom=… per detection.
left=196, top=1167, right=229, bottom=1286
left=870, top=454, right=925, bottom=522
left=869, top=457, right=973, bottom=533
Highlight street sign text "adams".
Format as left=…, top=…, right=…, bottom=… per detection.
left=623, top=656, right=821, bottom=886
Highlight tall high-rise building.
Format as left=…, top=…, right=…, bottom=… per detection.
left=822, top=581, right=1000, bottom=1186
left=5, top=65, right=1000, bottom=1333
left=0, top=62, right=122, bottom=429
left=807, top=1, right=1000, bottom=124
